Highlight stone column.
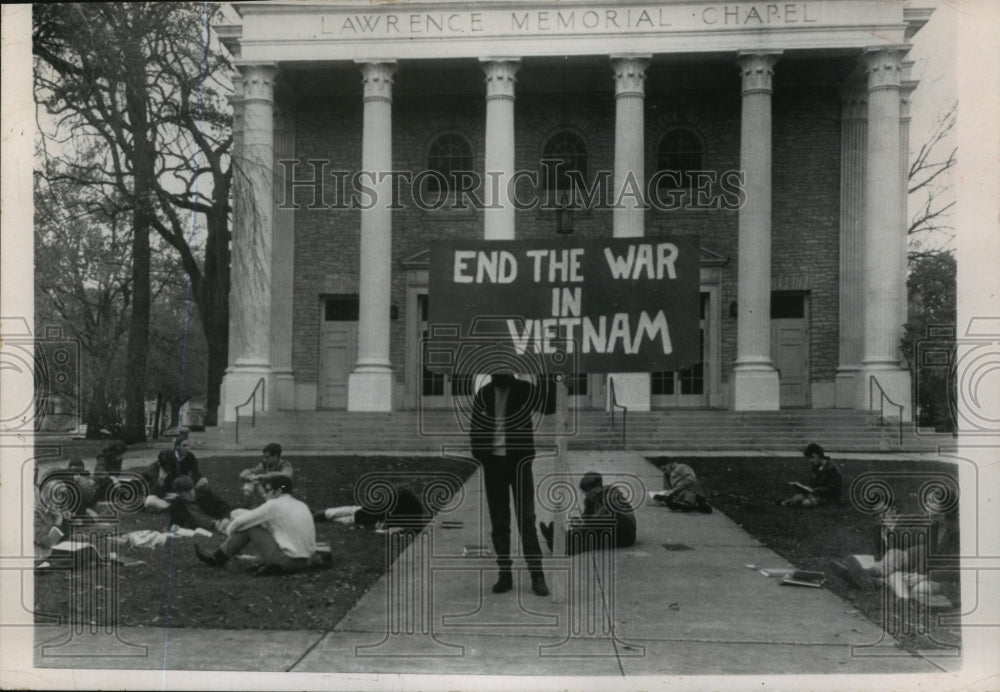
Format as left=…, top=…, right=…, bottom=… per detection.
left=348, top=61, right=397, bottom=412
left=480, top=59, right=520, bottom=240
left=859, top=46, right=912, bottom=420
left=835, top=82, right=867, bottom=407
left=732, top=51, right=782, bottom=411
left=899, top=62, right=918, bottom=358
left=221, top=62, right=278, bottom=423
left=271, top=107, right=296, bottom=410
left=608, top=55, right=652, bottom=411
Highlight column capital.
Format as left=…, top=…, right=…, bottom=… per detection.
left=357, top=61, right=397, bottom=103
left=737, top=51, right=782, bottom=96
left=838, top=81, right=868, bottom=120
left=480, top=59, right=520, bottom=101
left=235, top=62, right=278, bottom=105
left=610, top=55, right=651, bottom=97
left=863, top=45, right=910, bottom=93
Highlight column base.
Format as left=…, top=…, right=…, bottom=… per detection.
left=732, top=365, right=780, bottom=411
left=348, top=368, right=394, bottom=412
left=220, top=364, right=273, bottom=423
left=858, top=365, right=912, bottom=422
left=607, top=373, right=650, bottom=412
left=835, top=367, right=860, bottom=408
left=273, top=369, right=295, bottom=411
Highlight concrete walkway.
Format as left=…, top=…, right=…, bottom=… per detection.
left=33, top=449, right=959, bottom=678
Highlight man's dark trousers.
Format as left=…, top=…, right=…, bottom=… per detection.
left=482, top=451, right=543, bottom=577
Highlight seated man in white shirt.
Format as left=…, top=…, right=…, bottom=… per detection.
left=194, top=473, right=317, bottom=576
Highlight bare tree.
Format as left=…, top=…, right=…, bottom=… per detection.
left=33, top=3, right=234, bottom=434
left=908, top=101, right=956, bottom=252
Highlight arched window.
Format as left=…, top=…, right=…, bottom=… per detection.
left=426, top=133, right=473, bottom=195
left=656, top=128, right=705, bottom=190
left=541, top=131, right=587, bottom=191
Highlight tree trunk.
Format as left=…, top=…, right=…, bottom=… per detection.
left=122, top=26, right=154, bottom=444
left=198, top=199, right=231, bottom=427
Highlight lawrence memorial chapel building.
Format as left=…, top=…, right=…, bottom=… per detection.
left=216, top=0, right=931, bottom=421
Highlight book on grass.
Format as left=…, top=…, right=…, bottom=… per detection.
left=779, top=570, right=826, bottom=588
left=109, top=553, right=145, bottom=568
left=788, top=481, right=814, bottom=493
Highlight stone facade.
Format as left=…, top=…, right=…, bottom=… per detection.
left=218, top=1, right=929, bottom=419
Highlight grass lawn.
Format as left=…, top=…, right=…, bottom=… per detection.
left=34, top=455, right=476, bottom=630
left=648, top=456, right=961, bottom=653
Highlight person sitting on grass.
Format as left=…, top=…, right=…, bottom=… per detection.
left=778, top=442, right=842, bottom=508
left=142, top=446, right=231, bottom=531
left=313, top=484, right=428, bottom=531
left=34, top=465, right=72, bottom=560
left=93, top=440, right=129, bottom=504
left=539, top=472, right=637, bottom=555
left=194, top=473, right=318, bottom=576
left=39, top=458, right=99, bottom=518
left=831, top=494, right=960, bottom=609
left=240, top=442, right=293, bottom=504
left=653, top=461, right=713, bottom=513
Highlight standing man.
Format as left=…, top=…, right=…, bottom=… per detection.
left=470, top=369, right=554, bottom=596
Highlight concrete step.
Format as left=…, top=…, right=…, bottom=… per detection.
left=191, top=408, right=951, bottom=454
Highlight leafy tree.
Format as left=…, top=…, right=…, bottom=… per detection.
left=33, top=2, right=233, bottom=436
left=901, top=252, right=956, bottom=432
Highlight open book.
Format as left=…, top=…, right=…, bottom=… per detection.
left=788, top=481, right=814, bottom=493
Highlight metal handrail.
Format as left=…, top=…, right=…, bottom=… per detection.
left=235, top=377, right=266, bottom=445
left=869, top=375, right=904, bottom=445
left=608, top=376, right=627, bottom=447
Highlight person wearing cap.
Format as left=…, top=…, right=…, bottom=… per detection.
left=194, top=472, right=317, bottom=576
left=239, top=442, right=294, bottom=504
left=779, top=442, right=842, bottom=508
left=470, top=368, right=556, bottom=597
left=540, top=471, right=637, bottom=555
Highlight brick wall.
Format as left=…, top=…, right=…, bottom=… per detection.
left=287, top=59, right=844, bottom=404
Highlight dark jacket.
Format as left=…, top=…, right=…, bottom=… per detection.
left=469, top=376, right=555, bottom=463
left=141, top=451, right=203, bottom=498
left=582, top=484, right=637, bottom=546
left=807, top=458, right=842, bottom=502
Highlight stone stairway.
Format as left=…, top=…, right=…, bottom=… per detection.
left=195, top=408, right=952, bottom=454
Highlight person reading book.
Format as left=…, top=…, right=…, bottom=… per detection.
left=831, top=493, right=959, bottom=608
left=778, top=443, right=842, bottom=508
left=651, top=461, right=712, bottom=513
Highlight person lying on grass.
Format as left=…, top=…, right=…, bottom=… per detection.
left=653, top=461, right=713, bottom=513
left=239, top=442, right=293, bottom=505
left=194, top=472, right=318, bottom=576
left=831, top=494, right=960, bottom=609
left=778, top=442, right=842, bottom=508
left=539, top=472, right=637, bottom=555
left=313, top=484, right=429, bottom=531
